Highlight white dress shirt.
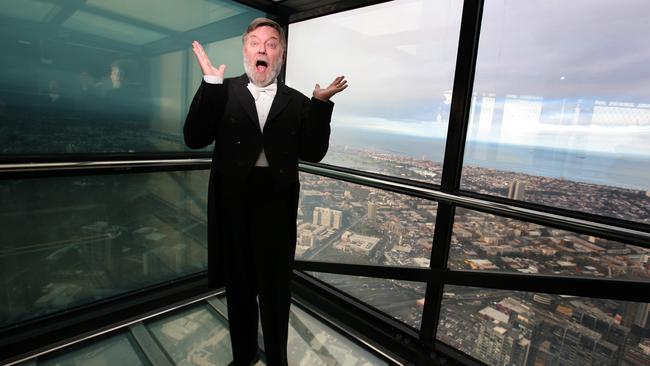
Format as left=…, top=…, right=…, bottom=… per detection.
left=204, top=75, right=274, bottom=167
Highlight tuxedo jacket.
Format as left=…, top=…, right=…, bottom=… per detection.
left=183, top=74, right=334, bottom=286
left=184, top=74, right=333, bottom=187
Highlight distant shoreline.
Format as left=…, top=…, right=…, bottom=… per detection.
left=330, top=127, right=650, bottom=191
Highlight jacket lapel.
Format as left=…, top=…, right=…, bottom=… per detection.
left=232, top=74, right=261, bottom=133
left=266, top=83, right=292, bottom=128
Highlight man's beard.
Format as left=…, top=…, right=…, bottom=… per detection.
left=243, top=54, right=282, bottom=87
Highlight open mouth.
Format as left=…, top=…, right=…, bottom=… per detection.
left=255, top=60, right=268, bottom=72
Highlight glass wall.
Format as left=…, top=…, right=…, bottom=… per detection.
left=0, top=0, right=263, bottom=154
left=39, top=332, right=149, bottom=366
left=286, top=0, right=463, bottom=184
left=31, top=294, right=391, bottom=365
left=437, top=285, right=650, bottom=366
left=296, top=173, right=430, bottom=329
left=448, top=208, right=650, bottom=281
left=309, top=273, right=426, bottom=330
left=288, top=1, right=650, bottom=364
left=148, top=303, right=233, bottom=365
left=0, top=170, right=208, bottom=328
left=462, top=0, right=650, bottom=224
left=297, top=173, right=435, bottom=268
left=288, top=304, right=389, bottom=365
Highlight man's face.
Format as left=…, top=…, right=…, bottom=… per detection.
left=243, top=25, right=284, bottom=87
left=110, top=66, right=121, bottom=88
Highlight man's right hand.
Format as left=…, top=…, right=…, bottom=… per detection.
left=192, top=41, right=226, bottom=78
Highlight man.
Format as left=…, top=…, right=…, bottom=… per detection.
left=103, top=59, right=143, bottom=122
left=184, top=18, right=347, bottom=366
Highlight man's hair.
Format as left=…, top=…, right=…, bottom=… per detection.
left=242, top=17, right=286, bottom=51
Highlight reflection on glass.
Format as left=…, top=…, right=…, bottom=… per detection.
left=0, top=171, right=208, bottom=329
left=288, top=305, right=388, bottom=365
left=85, top=0, right=249, bottom=32
left=297, top=173, right=435, bottom=268
left=437, top=285, right=650, bottom=366
left=462, top=0, right=650, bottom=223
left=39, top=332, right=148, bottom=366
left=148, top=304, right=232, bottom=366
left=0, top=0, right=263, bottom=153
left=309, top=273, right=425, bottom=330
left=286, top=0, right=463, bottom=183
left=448, top=208, right=650, bottom=281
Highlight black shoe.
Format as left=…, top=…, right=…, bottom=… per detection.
left=227, top=350, right=261, bottom=366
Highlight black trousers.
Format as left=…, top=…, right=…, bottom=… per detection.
left=219, top=168, right=298, bottom=366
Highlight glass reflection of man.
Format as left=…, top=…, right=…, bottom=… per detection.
left=104, top=59, right=141, bottom=122
left=184, top=18, right=347, bottom=366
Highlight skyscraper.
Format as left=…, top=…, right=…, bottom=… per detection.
left=320, top=208, right=332, bottom=227
left=331, top=210, right=342, bottom=230
left=368, top=202, right=377, bottom=221
left=313, top=207, right=342, bottom=229
left=476, top=320, right=530, bottom=366
left=508, top=180, right=526, bottom=200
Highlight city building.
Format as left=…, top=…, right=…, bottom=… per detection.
left=367, top=201, right=377, bottom=221
left=507, top=180, right=526, bottom=201
left=335, top=231, right=381, bottom=256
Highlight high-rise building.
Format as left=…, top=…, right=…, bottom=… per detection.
left=627, top=303, right=650, bottom=337
left=320, top=208, right=331, bottom=227
left=312, top=209, right=320, bottom=226
left=312, top=207, right=342, bottom=229
left=536, top=321, right=620, bottom=366
left=571, top=300, right=630, bottom=364
left=331, top=210, right=342, bottom=230
left=476, top=320, right=530, bottom=366
left=634, top=303, right=650, bottom=329
left=368, top=202, right=377, bottom=221
left=80, top=221, right=121, bottom=272
left=299, top=231, right=315, bottom=249
left=508, top=180, right=526, bottom=200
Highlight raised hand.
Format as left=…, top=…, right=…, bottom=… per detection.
left=192, top=41, right=226, bottom=78
left=313, top=76, right=348, bottom=101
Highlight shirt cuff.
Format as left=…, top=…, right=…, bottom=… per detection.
left=203, top=75, right=223, bottom=84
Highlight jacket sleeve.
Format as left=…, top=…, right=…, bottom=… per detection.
left=183, top=80, right=228, bottom=149
left=298, top=97, right=334, bottom=163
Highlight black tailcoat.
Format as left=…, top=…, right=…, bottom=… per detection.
left=183, top=74, right=334, bottom=286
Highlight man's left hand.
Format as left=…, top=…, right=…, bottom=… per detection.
left=313, top=76, right=348, bottom=101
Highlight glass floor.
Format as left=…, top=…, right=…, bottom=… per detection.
left=21, top=294, right=393, bottom=366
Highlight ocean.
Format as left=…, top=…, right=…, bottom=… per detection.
left=329, top=127, right=650, bottom=191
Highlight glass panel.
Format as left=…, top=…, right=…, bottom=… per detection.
left=0, top=0, right=58, bottom=22
left=63, top=11, right=167, bottom=45
left=186, top=37, right=249, bottom=109
left=0, top=0, right=263, bottom=154
left=288, top=305, right=389, bottom=365
left=0, top=171, right=208, bottom=329
left=286, top=0, right=463, bottom=183
left=448, top=208, right=650, bottom=281
left=213, top=295, right=390, bottom=364
left=296, top=173, right=435, bottom=268
left=148, top=304, right=232, bottom=365
left=437, top=285, right=650, bottom=366
left=39, top=332, right=148, bottom=366
left=309, top=273, right=426, bottom=329
left=85, top=0, right=248, bottom=32
left=462, top=0, right=650, bottom=223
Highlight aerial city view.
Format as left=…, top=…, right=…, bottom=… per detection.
left=296, top=133, right=650, bottom=366
left=1, top=100, right=649, bottom=365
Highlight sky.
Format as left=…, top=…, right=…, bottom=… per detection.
left=285, top=0, right=650, bottom=157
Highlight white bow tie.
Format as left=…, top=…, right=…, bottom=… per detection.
left=249, top=83, right=277, bottom=100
